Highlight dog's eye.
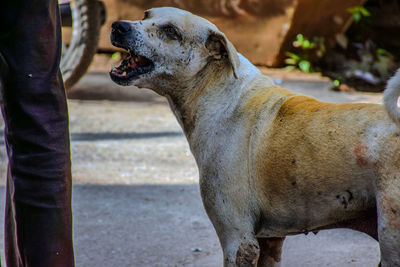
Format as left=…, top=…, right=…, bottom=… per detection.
left=143, top=11, right=150, bottom=20
left=162, top=26, right=179, bottom=40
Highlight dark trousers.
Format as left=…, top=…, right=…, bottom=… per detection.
left=0, top=0, right=75, bottom=266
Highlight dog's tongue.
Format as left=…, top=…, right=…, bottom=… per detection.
left=130, top=55, right=148, bottom=69
left=129, top=56, right=138, bottom=70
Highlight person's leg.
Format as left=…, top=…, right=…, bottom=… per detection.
left=0, top=0, right=74, bottom=266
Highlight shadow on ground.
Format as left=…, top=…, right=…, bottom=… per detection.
left=0, top=184, right=380, bottom=267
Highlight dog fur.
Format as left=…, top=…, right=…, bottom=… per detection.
left=110, top=7, right=400, bottom=266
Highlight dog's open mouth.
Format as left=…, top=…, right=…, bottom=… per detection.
left=110, top=50, right=154, bottom=83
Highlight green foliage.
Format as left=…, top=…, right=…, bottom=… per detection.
left=347, top=6, right=370, bottom=22
left=285, top=52, right=312, bottom=73
left=284, top=52, right=300, bottom=65
left=374, top=47, right=395, bottom=80
left=333, top=79, right=340, bottom=87
left=376, top=48, right=392, bottom=57
left=298, top=60, right=311, bottom=73
left=293, top=34, right=314, bottom=50
left=285, top=34, right=326, bottom=73
left=111, top=52, right=120, bottom=60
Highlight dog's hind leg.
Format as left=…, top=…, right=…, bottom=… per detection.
left=376, top=169, right=400, bottom=266
left=257, top=237, right=285, bottom=267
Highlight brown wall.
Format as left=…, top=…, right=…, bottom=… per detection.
left=95, top=0, right=365, bottom=66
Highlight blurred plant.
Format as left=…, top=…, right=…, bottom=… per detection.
left=333, top=79, right=340, bottom=87
left=375, top=48, right=395, bottom=79
left=347, top=6, right=370, bottom=23
left=111, top=52, right=120, bottom=60
left=285, top=52, right=311, bottom=73
left=293, top=34, right=326, bottom=58
left=285, top=34, right=326, bottom=73
left=292, top=33, right=314, bottom=50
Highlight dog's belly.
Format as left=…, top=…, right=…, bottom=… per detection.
left=254, top=182, right=376, bottom=237
left=255, top=204, right=378, bottom=239
left=253, top=145, right=377, bottom=236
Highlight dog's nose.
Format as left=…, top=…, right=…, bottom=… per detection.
left=112, top=21, right=132, bottom=35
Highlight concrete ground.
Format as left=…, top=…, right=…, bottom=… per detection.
left=0, top=69, right=383, bottom=266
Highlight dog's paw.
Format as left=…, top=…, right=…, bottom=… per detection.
left=235, top=242, right=260, bottom=267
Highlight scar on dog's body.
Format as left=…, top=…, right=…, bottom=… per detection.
left=110, top=7, right=400, bottom=267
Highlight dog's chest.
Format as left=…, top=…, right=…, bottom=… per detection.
left=191, top=119, right=248, bottom=170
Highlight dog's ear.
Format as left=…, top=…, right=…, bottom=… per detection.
left=206, top=30, right=239, bottom=79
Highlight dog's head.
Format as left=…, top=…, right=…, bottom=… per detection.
left=109, top=7, right=239, bottom=95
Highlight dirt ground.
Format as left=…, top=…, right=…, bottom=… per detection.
left=0, top=69, right=384, bottom=266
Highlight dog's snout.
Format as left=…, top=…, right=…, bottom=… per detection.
left=112, top=21, right=132, bottom=35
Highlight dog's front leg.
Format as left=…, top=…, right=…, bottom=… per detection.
left=200, top=175, right=260, bottom=267
left=217, top=224, right=260, bottom=267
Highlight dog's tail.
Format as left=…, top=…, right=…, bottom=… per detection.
left=384, top=69, right=400, bottom=128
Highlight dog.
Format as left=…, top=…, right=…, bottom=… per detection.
left=109, top=7, right=400, bottom=266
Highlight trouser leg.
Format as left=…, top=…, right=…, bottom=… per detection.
left=0, top=0, right=74, bottom=266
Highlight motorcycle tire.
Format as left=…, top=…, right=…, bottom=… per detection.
left=60, top=0, right=104, bottom=90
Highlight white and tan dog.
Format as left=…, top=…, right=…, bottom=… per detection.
left=109, top=7, right=400, bottom=267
